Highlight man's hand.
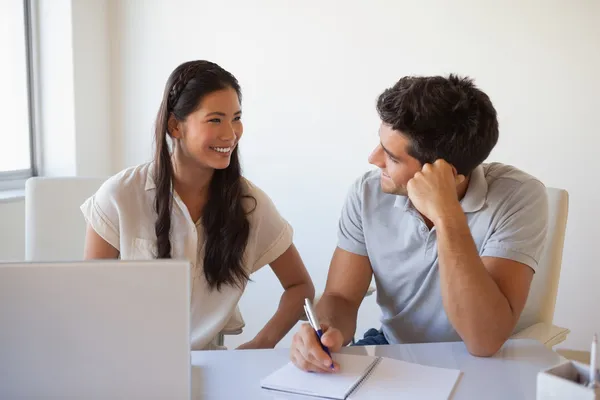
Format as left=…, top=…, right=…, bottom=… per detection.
left=290, top=323, right=344, bottom=373
left=407, top=159, right=466, bottom=224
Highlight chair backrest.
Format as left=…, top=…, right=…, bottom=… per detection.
left=516, top=187, right=569, bottom=331
left=25, top=177, right=106, bottom=261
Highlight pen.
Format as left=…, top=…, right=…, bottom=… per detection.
left=589, top=333, right=597, bottom=388
left=304, top=298, right=333, bottom=368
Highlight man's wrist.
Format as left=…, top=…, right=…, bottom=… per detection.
left=433, top=205, right=467, bottom=230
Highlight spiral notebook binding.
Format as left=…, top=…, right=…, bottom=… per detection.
left=345, top=356, right=383, bottom=398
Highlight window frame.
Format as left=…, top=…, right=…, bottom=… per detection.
left=0, top=0, right=39, bottom=192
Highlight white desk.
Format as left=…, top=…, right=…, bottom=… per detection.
left=191, top=339, right=565, bottom=399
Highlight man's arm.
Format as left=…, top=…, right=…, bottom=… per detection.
left=291, top=175, right=372, bottom=373
left=317, top=247, right=373, bottom=346
left=290, top=247, right=372, bottom=372
left=407, top=160, right=548, bottom=357
left=436, top=215, right=533, bottom=356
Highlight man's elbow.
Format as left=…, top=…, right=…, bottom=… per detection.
left=305, top=280, right=316, bottom=300
left=464, top=336, right=506, bottom=357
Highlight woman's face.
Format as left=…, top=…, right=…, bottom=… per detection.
left=169, top=87, right=243, bottom=170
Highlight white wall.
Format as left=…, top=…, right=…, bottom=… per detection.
left=71, top=0, right=113, bottom=177
left=108, top=0, right=600, bottom=351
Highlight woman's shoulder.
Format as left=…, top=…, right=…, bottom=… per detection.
left=241, top=177, right=266, bottom=197
left=80, top=163, right=154, bottom=244
left=240, top=177, right=288, bottom=222
left=96, top=162, right=153, bottom=200
left=240, top=178, right=293, bottom=272
left=241, top=178, right=275, bottom=209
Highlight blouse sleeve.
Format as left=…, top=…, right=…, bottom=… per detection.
left=246, top=181, right=293, bottom=273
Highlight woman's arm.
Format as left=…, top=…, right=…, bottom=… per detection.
left=237, top=244, right=314, bottom=349
left=83, top=224, right=120, bottom=259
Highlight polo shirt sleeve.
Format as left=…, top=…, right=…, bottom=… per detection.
left=249, top=183, right=293, bottom=273
left=481, top=179, right=549, bottom=271
left=337, top=177, right=368, bottom=256
left=80, top=176, right=121, bottom=251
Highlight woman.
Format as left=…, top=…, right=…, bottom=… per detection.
left=81, top=60, right=315, bottom=350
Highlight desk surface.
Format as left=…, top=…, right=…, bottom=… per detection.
left=191, top=339, right=565, bottom=399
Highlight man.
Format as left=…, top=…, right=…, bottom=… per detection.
left=291, top=74, right=548, bottom=372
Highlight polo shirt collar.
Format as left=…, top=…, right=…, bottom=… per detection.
left=393, top=164, right=487, bottom=213
left=460, top=164, right=487, bottom=213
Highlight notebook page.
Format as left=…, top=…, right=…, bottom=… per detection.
left=260, top=353, right=380, bottom=400
left=348, top=357, right=461, bottom=400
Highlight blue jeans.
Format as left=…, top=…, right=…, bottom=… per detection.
left=352, top=328, right=389, bottom=346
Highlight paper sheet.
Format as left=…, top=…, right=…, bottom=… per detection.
left=261, top=353, right=461, bottom=400
left=349, top=357, right=461, bottom=399
left=261, top=353, right=379, bottom=400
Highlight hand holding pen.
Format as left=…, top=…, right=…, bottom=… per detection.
left=290, top=298, right=343, bottom=373
left=303, top=298, right=333, bottom=357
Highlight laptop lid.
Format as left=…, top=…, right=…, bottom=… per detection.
left=0, top=260, right=191, bottom=400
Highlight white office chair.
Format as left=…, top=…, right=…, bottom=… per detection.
left=24, top=176, right=245, bottom=348
left=25, top=177, right=107, bottom=261
left=305, top=187, right=570, bottom=349
left=510, top=187, right=570, bottom=348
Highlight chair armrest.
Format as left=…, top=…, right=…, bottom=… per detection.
left=215, top=328, right=244, bottom=348
left=221, top=328, right=243, bottom=336
left=510, top=322, right=570, bottom=348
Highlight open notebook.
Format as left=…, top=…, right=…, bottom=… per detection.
left=260, top=353, right=461, bottom=399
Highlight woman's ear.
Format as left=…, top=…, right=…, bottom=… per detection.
left=167, top=113, right=181, bottom=139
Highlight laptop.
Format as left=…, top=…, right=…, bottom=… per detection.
left=0, top=260, right=191, bottom=399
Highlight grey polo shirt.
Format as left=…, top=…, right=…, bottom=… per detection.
left=337, top=162, right=549, bottom=344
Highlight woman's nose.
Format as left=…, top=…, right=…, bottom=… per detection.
left=220, top=124, right=237, bottom=141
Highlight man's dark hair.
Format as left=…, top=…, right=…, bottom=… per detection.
left=376, top=74, right=499, bottom=176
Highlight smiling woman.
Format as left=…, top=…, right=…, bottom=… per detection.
left=80, top=60, right=315, bottom=351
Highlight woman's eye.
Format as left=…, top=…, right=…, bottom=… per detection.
left=208, top=118, right=221, bottom=124
left=233, top=116, right=242, bottom=122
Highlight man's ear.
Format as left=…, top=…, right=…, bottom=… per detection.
left=167, top=114, right=181, bottom=139
left=449, top=164, right=466, bottom=185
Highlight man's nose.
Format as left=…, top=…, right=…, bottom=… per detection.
left=368, top=145, right=385, bottom=168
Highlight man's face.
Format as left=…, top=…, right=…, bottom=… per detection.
left=368, top=123, right=423, bottom=195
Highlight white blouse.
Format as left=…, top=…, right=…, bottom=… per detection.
left=80, top=162, right=293, bottom=350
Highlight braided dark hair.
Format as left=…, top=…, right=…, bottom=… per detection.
left=153, top=60, right=251, bottom=290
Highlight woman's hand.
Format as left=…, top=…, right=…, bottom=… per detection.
left=236, top=337, right=273, bottom=350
